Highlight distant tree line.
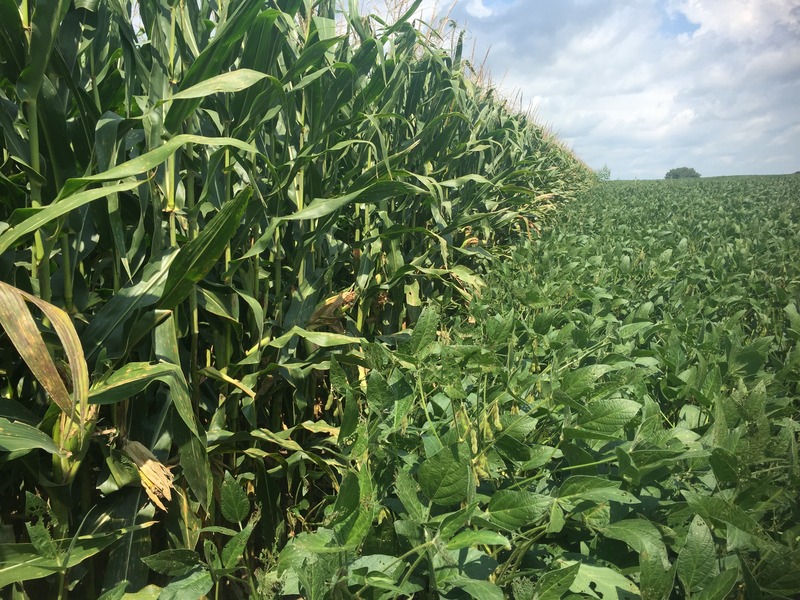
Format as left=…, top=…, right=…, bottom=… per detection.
left=666, top=167, right=701, bottom=179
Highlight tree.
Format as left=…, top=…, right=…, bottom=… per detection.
left=665, top=167, right=701, bottom=179
left=596, top=164, right=611, bottom=182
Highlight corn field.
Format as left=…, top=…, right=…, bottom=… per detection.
left=0, top=0, right=592, bottom=597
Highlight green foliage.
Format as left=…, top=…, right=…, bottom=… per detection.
left=3, top=0, right=797, bottom=597
left=274, top=175, right=800, bottom=598
left=666, top=166, right=701, bottom=178
left=596, top=164, right=611, bottom=182
left=0, top=0, right=592, bottom=597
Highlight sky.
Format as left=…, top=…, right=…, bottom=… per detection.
left=371, top=0, right=800, bottom=180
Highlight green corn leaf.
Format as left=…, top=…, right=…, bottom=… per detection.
left=0, top=180, right=140, bottom=253
left=161, top=69, right=269, bottom=103
left=81, top=251, right=177, bottom=365
left=57, top=134, right=259, bottom=200
left=0, top=417, right=66, bottom=457
left=89, top=361, right=197, bottom=438
left=285, top=180, right=425, bottom=220
left=282, top=37, right=342, bottom=83
left=0, top=0, right=25, bottom=81
left=158, top=189, right=251, bottom=310
left=164, top=0, right=265, bottom=132
left=16, top=0, right=69, bottom=102
left=261, top=326, right=363, bottom=351
left=0, top=522, right=155, bottom=588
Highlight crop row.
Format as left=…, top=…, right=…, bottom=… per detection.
left=0, top=1, right=591, bottom=597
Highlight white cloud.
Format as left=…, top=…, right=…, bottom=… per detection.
left=360, top=0, right=800, bottom=178
left=465, top=0, right=493, bottom=18
left=673, top=0, right=800, bottom=40
left=445, top=0, right=800, bottom=178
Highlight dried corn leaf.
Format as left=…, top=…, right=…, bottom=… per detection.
left=122, top=440, right=174, bottom=512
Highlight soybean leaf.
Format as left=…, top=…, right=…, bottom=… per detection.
left=695, top=569, right=739, bottom=600
left=578, top=399, right=640, bottom=433
left=451, top=577, right=504, bottom=600
left=603, top=519, right=668, bottom=564
left=531, top=562, right=581, bottom=600
left=330, top=470, right=374, bottom=548
left=97, top=581, right=129, bottom=600
left=220, top=473, right=250, bottom=524
left=418, top=443, right=471, bottom=507
left=395, top=468, right=426, bottom=522
left=445, top=530, right=510, bottom=551
left=640, top=547, right=676, bottom=600
left=485, top=490, right=551, bottom=531
left=676, top=515, right=717, bottom=593
left=407, top=304, right=439, bottom=357
left=568, top=562, right=640, bottom=599
left=221, top=522, right=256, bottom=570
left=158, top=567, right=213, bottom=600
left=141, top=549, right=203, bottom=577
left=561, top=364, right=616, bottom=398
left=558, top=476, right=640, bottom=505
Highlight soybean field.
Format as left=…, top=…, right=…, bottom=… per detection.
left=430, top=175, right=800, bottom=599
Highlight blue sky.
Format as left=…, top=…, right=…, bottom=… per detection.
left=373, top=0, right=800, bottom=179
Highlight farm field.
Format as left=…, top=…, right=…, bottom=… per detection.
left=0, top=1, right=798, bottom=598
left=447, top=175, right=800, bottom=600
left=265, top=175, right=800, bottom=599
